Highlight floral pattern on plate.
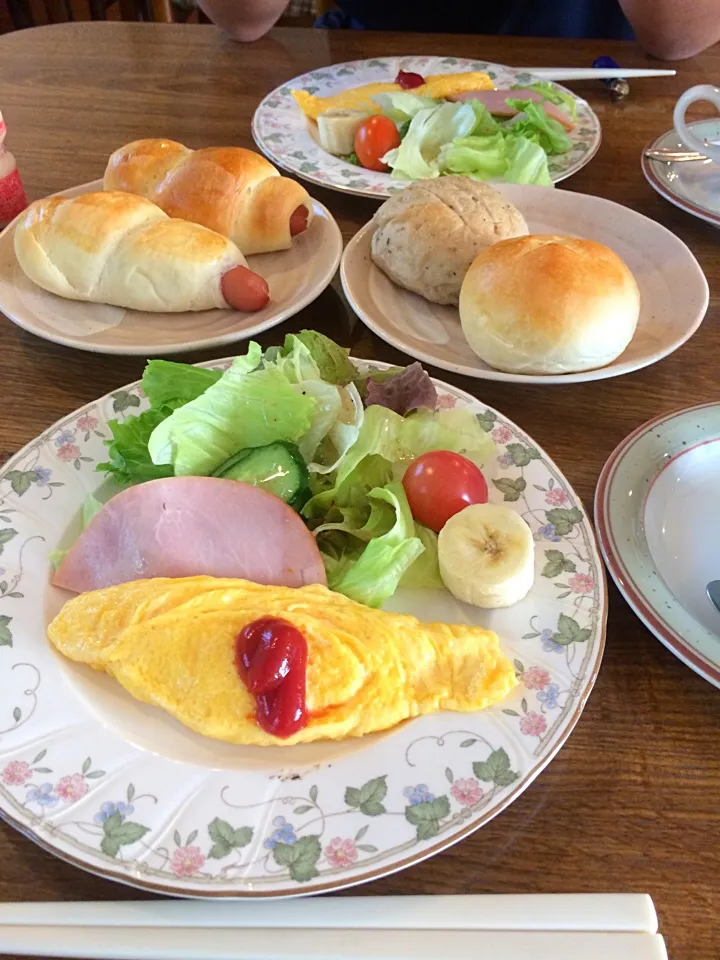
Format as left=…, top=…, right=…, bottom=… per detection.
left=252, top=56, right=601, bottom=199
left=0, top=359, right=606, bottom=896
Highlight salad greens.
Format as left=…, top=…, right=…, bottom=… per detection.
left=373, top=91, right=442, bottom=125
left=505, top=99, right=572, bottom=155
left=95, top=333, right=495, bottom=608
left=514, top=80, right=578, bottom=122
left=374, top=90, right=575, bottom=187
left=327, top=482, right=425, bottom=607
left=147, top=358, right=316, bottom=477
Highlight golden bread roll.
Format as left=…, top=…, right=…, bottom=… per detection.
left=103, top=140, right=314, bottom=255
left=371, top=177, right=528, bottom=305
left=459, top=235, right=640, bottom=375
left=13, top=191, right=269, bottom=313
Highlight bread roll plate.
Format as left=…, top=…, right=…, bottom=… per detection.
left=0, top=180, right=341, bottom=356
left=341, top=185, right=709, bottom=385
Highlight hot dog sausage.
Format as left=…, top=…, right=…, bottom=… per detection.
left=221, top=265, right=270, bottom=312
left=289, top=205, right=309, bottom=236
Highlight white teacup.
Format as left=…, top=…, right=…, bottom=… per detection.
left=673, top=84, right=720, bottom=161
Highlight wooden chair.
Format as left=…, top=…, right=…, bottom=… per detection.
left=1, top=0, right=209, bottom=29
left=2, top=0, right=329, bottom=30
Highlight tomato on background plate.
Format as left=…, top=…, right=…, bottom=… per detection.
left=402, top=451, right=489, bottom=532
left=354, top=115, right=401, bottom=172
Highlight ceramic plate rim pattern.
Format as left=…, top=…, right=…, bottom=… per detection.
left=641, top=121, right=720, bottom=228
left=340, top=186, right=709, bottom=385
left=0, top=361, right=606, bottom=897
left=0, top=180, right=342, bottom=356
left=594, top=402, right=720, bottom=688
left=251, top=56, right=602, bottom=199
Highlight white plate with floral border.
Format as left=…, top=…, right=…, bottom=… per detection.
left=251, top=56, right=601, bottom=200
left=0, top=359, right=606, bottom=897
left=0, top=181, right=342, bottom=356
left=595, top=403, right=720, bottom=689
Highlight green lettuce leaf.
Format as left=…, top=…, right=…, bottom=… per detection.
left=283, top=331, right=359, bottom=386
left=305, top=453, right=393, bottom=522
left=514, top=80, right=577, bottom=122
left=400, top=523, right=443, bottom=589
left=382, top=102, right=478, bottom=180
left=147, top=356, right=316, bottom=477
left=304, top=407, right=494, bottom=604
left=439, top=133, right=509, bottom=180
left=335, top=405, right=494, bottom=488
left=266, top=337, right=364, bottom=470
left=267, top=335, right=322, bottom=384
left=304, top=405, right=493, bottom=522
left=468, top=99, right=502, bottom=136
left=373, top=91, right=439, bottom=123
left=503, top=135, right=553, bottom=186
left=295, top=380, right=344, bottom=463
left=328, top=483, right=424, bottom=608
left=307, top=382, right=365, bottom=475
left=142, top=360, right=222, bottom=410
left=97, top=406, right=176, bottom=485
left=506, top=99, right=572, bottom=155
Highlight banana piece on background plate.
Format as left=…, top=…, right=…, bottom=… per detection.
left=438, top=503, right=535, bottom=609
left=317, top=109, right=367, bottom=155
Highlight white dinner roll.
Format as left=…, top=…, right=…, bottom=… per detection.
left=459, top=235, right=641, bottom=375
left=370, top=177, right=528, bottom=305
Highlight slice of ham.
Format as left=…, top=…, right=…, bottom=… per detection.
left=52, top=477, right=327, bottom=593
left=448, top=88, right=575, bottom=131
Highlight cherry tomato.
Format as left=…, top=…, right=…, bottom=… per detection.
left=395, top=69, right=425, bottom=89
left=354, top=115, right=401, bottom=172
left=402, top=451, right=488, bottom=532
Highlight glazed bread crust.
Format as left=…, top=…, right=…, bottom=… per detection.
left=104, top=139, right=314, bottom=255
left=14, top=191, right=246, bottom=312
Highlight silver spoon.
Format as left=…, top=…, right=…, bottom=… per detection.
left=706, top=581, right=720, bottom=614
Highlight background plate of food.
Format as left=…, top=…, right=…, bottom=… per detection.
left=341, top=178, right=709, bottom=384
left=0, top=336, right=606, bottom=896
left=0, top=141, right=342, bottom=356
left=252, top=55, right=602, bottom=199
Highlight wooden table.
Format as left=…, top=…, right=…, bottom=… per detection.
left=1, top=21, right=718, bottom=959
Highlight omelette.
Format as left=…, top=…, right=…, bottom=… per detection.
left=293, top=72, right=494, bottom=121
left=48, top=576, right=516, bottom=746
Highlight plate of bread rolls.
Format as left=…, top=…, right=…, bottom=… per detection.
left=340, top=178, right=709, bottom=384
left=0, top=140, right=342, bottom=355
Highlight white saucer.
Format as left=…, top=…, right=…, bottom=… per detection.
left=642, top=119, right=720, bottom=228
left=596, top=403, right=720, bottom=688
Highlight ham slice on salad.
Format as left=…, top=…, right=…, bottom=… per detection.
left=448, top=89, right=575, bottom=131
left=52, top=477, right=327, bottom=593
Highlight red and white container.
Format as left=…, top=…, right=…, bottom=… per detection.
left=0, top=110, right=28, bottom=228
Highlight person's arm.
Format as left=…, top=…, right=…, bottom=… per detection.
left=198, top=0, right=289, bottom=42
left=619, top=0, right=720, bottom=59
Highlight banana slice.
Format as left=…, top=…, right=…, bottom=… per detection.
left=317, top=109, right=367, bottom=156
left=438, top=503, right=534, bottom=609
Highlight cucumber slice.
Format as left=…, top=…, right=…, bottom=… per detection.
left=212, top=442, right=309, bottom=509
